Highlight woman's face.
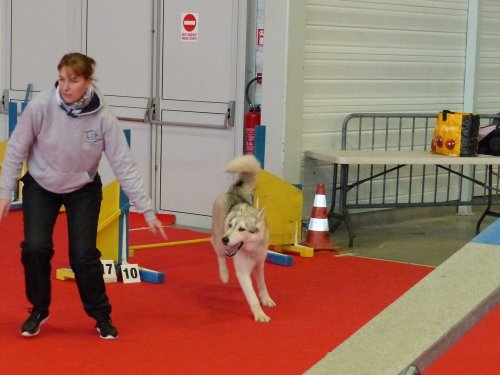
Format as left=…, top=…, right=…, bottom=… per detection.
left=58, top=66, right=92, bottom=104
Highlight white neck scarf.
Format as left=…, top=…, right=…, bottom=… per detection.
left=55, top=85, right=94, bottom=116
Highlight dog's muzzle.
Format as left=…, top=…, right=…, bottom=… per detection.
left=222, top=236, right=244, bottom=257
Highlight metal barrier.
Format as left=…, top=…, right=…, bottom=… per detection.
left=339, top=112, right=500, bottom=212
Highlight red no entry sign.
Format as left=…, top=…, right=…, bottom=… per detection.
left=183, top=13, right=197, bottom=32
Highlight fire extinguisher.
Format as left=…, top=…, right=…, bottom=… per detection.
left=244, top=76, right=261, bottom=155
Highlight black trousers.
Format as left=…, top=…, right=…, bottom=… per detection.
left=20, top=172, right=111, bottom=321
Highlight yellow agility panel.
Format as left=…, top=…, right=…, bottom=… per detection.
left=56, top=180, right=124, bottom=280
left=97, top=180, right=121, bottom=263
left=0, top=140, right=6, bottom=164
left=254, top=170, right=312, bottom=256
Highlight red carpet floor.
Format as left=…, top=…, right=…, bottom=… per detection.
left=0, top=210, right=442, bottom=374
left=424, top=304, right=500, bottom=375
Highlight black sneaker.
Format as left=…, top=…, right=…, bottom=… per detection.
left=96, top=318, right=118, bottom=339
left=21, top=309, right=49, bottom=337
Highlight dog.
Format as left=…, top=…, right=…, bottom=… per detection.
left=211, top=155, right=276, bottom=322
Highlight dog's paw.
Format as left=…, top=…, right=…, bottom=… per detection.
left=261, top=296, right=276, bottom=307
left=254, top=311, right=271, bottom=323
left=217, top=259, right=229, bottom=283
left=219, top=268, right=229, bottom=283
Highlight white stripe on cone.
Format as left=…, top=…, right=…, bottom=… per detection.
left=313, top=194, right=327, bottom=208
left=308, top=217, right=329, bottom=232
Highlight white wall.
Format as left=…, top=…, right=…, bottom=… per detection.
left=259, top=0, right=305, bottom=184
left=300, top=0, right=472, bottom=212
left=295, top=0, right=500, bottom=216
left=244, top=0, right=500, bottom=217
left=260, top=0, right=288, bottom=177
left=477, top=0, right=500, bottom=113
left=302, top=0, right=469, bottom=147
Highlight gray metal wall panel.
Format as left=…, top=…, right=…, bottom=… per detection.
left=303, top=1, right=468, bottom=144
left=302, top=0, right=471, bottom=215
left=477, top=1, right=500, bottom=113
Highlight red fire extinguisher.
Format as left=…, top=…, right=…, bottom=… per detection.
left=244, top=76, right=262, bottom=155
left=244, top=105, right=261, bottom=155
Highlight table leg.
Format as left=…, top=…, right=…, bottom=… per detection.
left=339, top=164, right=355, bottom=247
left=476, top=165, right=500, bottom=233
left=328, top=163, right=342, bottom=231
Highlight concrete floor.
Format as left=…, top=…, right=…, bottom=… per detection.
left=330, top=206, right=497, bottom=267
left=190, top=205, right=498, bottom=267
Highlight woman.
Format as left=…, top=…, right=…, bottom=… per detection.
left=0, top=52, right=166, bottom=339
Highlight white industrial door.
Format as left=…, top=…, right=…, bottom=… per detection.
left=4, top=0, right=154, bottom=192
left=85, top=0, right=154, bottom=189
left=3, top=0, right=245, bottom=228
left=156, top=0, right=244, bottom=228
left=6, top=0, right=80, bottom=98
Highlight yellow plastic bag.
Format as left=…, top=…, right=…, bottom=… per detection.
left=431, top=110, right=480, bottom=156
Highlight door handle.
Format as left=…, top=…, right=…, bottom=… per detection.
left=225, top=100, right=235, bottom=128
left=146, top=98, right=235, bottom=129
left=1, top=89, right=9, bottom=114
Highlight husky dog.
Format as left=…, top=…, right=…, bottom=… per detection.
left=211, top=155, right=276, bottom=322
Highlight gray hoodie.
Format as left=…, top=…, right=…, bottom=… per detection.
left=0, top=86, right=156, bottom=222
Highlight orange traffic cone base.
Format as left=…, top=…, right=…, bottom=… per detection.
left=301, top=231, right=340, bottom=253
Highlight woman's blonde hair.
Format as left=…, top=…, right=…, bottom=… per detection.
left=58, top=52, right=95, bottom=80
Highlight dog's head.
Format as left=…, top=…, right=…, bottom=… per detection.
left=221, top=205, right=266, bottom=257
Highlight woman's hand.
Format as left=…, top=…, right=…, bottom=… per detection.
left=147, top=218, right=167, bottom=240
left=0, top=199, right=12, bottom=222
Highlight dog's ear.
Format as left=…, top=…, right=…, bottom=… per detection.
left=224, top=210, right=236, bottom=228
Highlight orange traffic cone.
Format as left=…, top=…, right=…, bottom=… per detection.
left=301, top=183, right=339, bottom=253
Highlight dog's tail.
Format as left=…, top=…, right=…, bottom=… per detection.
left=224, top=155, right=261, bottom=195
